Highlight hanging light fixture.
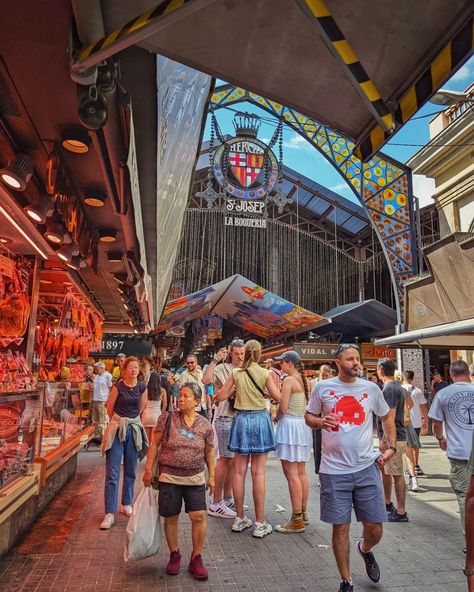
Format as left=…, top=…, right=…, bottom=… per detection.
left=61, top=127, right=91, bottom=154
left=0, top=153, right=34, bottom=191
left=98, top=228, right=117, bottom=242
left=107, top=251, right=123, bottom=263
left=67, top=256, right=87, bottom=271
left=57, top=244, right=79, bottom=263
left=24, top=195, right=55, bottom=224
left=83, top=189, right=107, bottom=207
left=44, top=221, right=64, bottom=244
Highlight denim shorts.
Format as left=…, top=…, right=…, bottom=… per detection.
left=215, top=417, right=235, bottom=458
left=228, top=410, right=276, bottom=455
left=158, top=482, right=206, bottom=517
left=319, top=463, right=387, bottom=524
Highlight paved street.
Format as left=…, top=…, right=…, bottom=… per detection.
left=0, top=437, right=467, bottom=592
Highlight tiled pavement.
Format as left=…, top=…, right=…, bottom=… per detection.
left=0, top=437, right=468, bottom=592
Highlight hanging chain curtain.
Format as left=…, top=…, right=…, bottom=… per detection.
left=172, top=209, right=386, bottom=314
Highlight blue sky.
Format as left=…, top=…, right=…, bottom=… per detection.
left=203, top=55, right=473, bottom=207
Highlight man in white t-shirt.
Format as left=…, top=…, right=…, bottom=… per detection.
left=403, top=370, right=428, bottom=488
left=92, top=362, right=112, bottom=440
left=174, top=355, right=211, bottom=418
left=305, top=344, right=396, bottom=592
left=202, top=339, right=245, bottom=519
left=429, top=360, right=474, bottom=535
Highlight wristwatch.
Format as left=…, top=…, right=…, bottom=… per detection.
left=463, top=567, right=474, bottom=577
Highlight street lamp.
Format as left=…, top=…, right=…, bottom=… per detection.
left=429, top=89, right=470, bottom=107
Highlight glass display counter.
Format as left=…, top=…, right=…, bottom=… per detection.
left=0, top=388, right=43, bottom=490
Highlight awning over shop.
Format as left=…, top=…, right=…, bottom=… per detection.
left=374, top=318, right=474, bottom=349
left=88, top=0, right=474, bottom=159
left=320, top=300, right=397, bottom=340
left=154, top=275, right=330, bottom=339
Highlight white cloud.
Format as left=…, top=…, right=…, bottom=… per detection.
left=412, top=174, right=436, bottom=207
left=449, top=61, right=473, bottom=83
left=329, top=182, right=348, bottom=192
left=283, top=133, right=314, bottom=153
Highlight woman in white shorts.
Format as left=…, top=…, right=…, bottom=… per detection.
left=274, top=350, right=312, bottom=534
left=141, top=371, right=167, bottom=443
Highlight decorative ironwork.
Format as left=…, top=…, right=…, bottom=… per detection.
left=210, top=85, right=417, bottom=319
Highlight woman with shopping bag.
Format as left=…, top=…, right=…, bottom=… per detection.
left=143, top=382, right=215, bottom=580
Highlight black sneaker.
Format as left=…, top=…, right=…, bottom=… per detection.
left=388, top=511, right=409, bottom=522
left=338, top=580, right=354, bottom=592
left=385, top=502, right=396, bottom=513
left=357, top=540, right=380, bottom=583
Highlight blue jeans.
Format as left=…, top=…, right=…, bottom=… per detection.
left=104, top=426, right=139, bottom=514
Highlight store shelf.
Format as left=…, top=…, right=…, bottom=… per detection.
left=0, top=469, right=40, bottom=526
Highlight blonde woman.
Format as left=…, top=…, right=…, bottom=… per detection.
left=274, top=351, right=312, bottom=533
left=216, top=339, right=281, bottom=538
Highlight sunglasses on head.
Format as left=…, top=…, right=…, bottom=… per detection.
left=335, top=343, right=359, bottom=358
left=230, top=338, right=244, bottom=347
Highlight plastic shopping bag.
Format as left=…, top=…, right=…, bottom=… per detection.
left=124, top=486, right=161, bottom=561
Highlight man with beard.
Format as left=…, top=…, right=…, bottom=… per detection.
left=305, top=344, right=396, bottom=592
left=203, top=339, right=245, bottom=519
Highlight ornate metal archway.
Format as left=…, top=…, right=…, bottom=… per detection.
left=210, top=85, right=418, bottom=321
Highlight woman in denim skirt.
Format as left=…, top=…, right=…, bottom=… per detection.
left=216, top=339, right=281, bottom=538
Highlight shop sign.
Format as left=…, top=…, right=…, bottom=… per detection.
left=294, top=343, right=339, bottom=360
left=361, top=343, right=396, bottom=362
left=0, top=406, right=21, bottom=439
left=224, top=217, right=267, bottom=228
left=99, top=334, right=153, bottom=357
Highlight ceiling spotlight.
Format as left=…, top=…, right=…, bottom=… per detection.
left=61, top=127, right=91, bottom=154
left=24, top=195, right=55, bottom=224
left=0, top=236, right=11, bottom=245
left=0, top=153, right=34, bottom=191
left=98, top=228, right=117, bottom=242
left=44, top=221, right=64, bottom=244
left=39, top=278, right=53, bottom=285
left=67, top=256, right=87, bottom=271
left=113, top=273, right=127, bottom=284
left=107, top=251, right=123, bottom=263
left=123, top=303, right=129, bottom=310
left=83, top=189, right=107, bottom=207
left=57, top=244, right=79, bottom=263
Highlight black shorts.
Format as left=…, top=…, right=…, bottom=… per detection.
left=158, top=482, right=206, bottom=517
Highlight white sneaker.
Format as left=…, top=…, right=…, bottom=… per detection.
left=121, top=505, right=133, bottom=517
left=409, top=476, right=419, bottom=492
left=252, top=520, right=273, bottom=538
left=100, top=513, right=115, bottom=529
left=208, top=501, right=237, bottom=519
left=231, top=516, right=253, bottom=532
left=225, top=498, right=249, bottom=512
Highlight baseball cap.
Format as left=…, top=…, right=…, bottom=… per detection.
left=275, top=351, right=301, bottom=365
left=94, top=361, right=105, bottom=368
left=116, top=353, right=126, bottom=358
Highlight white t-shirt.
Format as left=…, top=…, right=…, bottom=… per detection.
left=404, top=384, right=427, bottom=428
left=428, top=381, right=474, bottom=460
left=306, top=377, right=390, bottom=475
left=93, top=372, right=112, bottom=402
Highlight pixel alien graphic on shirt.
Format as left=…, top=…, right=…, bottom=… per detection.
left=330, top=390, right=369, bottom=426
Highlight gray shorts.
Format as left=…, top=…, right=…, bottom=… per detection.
left=406, top=425, right=421, bottom=448
left=319, top=463, right=387, bottom=524
left=215, top=417, right=235, bottom=458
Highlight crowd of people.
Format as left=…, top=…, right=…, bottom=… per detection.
left=83, top=342, right=474, bottom=592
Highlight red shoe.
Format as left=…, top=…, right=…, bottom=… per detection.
left=188, top=554, right=208, bottom=580
left=165, top=550, right=181, bottom=575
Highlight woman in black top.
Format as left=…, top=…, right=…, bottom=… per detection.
left=100, top=356, right=148, bottom=530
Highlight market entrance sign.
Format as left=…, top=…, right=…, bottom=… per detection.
left=361, top=343, right=396, bottom=362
